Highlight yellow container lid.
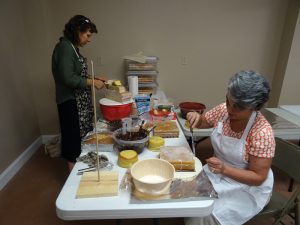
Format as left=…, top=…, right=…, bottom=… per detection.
left=148, top=136, right=165, bottom=151
left=118, top=150, right=138, bottom=168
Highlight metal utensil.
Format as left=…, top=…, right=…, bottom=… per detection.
left=77, top=167, right=96, bottom=175
left=98, top=119, right=110, bottom=125
left=147, top=125, right=157, bottom=134
left=190, top=126, right=196, bottom=155
left=139, top=120, right=145, bottom=132
left=78, top=166, right=95, bottom=171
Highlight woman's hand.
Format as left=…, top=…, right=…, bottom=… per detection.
left=206, top=157, right=224, bottom=174
left=207, top=155, right=272, bottom=186
left=186, top=112, right=202, bottom=128
left=95, top=76, right=108, bottom=82
left=94, top=79, right=105, bottom=89
left=86, top=78, right=105, bottom=89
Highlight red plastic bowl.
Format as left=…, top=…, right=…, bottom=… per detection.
left=149, top=109, right=170, bottom=117
left=99, top=98, right=133, bottom=121
left=179, top=102, right=206, bottom=119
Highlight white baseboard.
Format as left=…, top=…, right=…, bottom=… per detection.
left=0, top=135, right=57, bottom=191
left=42, top=134, right=59, bottom=144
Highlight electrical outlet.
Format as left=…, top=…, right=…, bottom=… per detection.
left=181, top=56, right=188, bottom=65
left=96, top=56, right=103, bottom=65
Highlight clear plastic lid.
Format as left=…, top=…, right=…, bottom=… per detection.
left=126, top=71, right=159, bottom=76
left=125, top=56, right=159, bottom=63
left=138, top=83, right=158, bottom=87
left=99, top=98, right=133, bottom=106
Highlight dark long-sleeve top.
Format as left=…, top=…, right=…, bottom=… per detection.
left=52, top=37, right=87, bottom=104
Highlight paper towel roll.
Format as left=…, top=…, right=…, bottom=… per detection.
left=128, top=76, right=138, bottom=97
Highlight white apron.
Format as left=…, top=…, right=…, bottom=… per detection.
left=203, top=111, right=273, bottom=225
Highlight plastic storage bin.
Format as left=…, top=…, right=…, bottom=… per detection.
left=138, top=86, right=157, bottom=95
left=125, top=56, right=159, bottom=95
left=126, top=71, right=158, bottom=84
left=125, top=56, right=158, bottom=71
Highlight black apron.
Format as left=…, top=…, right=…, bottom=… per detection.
left=72, top=46, right=93, bottom=139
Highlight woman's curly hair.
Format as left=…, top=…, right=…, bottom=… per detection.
left=63, top=15, right=97, bottom=45
left=228, top=70, right=271, bottom=110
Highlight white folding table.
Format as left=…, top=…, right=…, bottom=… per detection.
left=56, top=121, right=214, bottom=221
left=176, top=108, right=300, bottom=140
left=279, top=105, right=300, bottom=118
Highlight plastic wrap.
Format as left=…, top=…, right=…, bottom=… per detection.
left=160, top=146, right=195, bottom=171
left=81, top=120, right=120, bottom=152
left=82, top=130, right=114, bottom=152
left=120, top=169, right=218, bottom=201
left=76, top=152, right=113, bottom=170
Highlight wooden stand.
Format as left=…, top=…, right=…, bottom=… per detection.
left=76, top=171, right=119, bottom=198
left=76, top=60, right=119, bottom=199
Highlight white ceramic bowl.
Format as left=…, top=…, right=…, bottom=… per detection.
left=131, top=158, right=175, bottom=195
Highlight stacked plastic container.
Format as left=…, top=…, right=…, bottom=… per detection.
left=125, top=56, right=159, bottom=95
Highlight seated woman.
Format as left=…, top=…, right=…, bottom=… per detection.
left=185, top=70, right=275, bottom=225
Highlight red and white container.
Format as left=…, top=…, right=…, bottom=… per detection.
left=99, top=98, right=133, bottom=121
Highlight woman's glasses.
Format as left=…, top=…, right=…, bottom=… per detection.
left=80, top=19, right=91, bottom=25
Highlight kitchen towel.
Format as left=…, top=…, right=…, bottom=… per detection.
left=128, top=76, right=138, bottom=97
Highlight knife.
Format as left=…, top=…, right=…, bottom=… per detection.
left=190, top=126, right=196, bottom=155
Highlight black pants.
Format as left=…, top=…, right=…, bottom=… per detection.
left=57, top=99, right=81, bottom=163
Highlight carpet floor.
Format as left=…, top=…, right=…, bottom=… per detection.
left=0, top=141, right=297, bottom=225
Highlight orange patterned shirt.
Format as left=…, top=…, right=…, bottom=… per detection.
left=205, top=103, right=275, bottom=161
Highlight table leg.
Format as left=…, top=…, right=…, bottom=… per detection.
left=116, top=219, right=159, bottom=225
left=289, top=139, right=300, bottom=192
left=288, top=179, right=294, bottom=192
left=187, top=136, right=208, bottom=153
left=153, top=218, right=160, bottom=225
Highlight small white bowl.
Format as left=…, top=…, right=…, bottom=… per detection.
left=131, top=158, right=175, bottom=195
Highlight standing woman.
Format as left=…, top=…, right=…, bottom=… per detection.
left=52, top=15, right=105, bottom=171
left=186, top=71, right=275, bottom=225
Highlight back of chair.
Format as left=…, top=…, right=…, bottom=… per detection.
left=273, top=137, right=300, bottom=183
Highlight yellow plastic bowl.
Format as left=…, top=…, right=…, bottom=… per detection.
left=118, top=150, right=138, bottom=168
left=148, top=136, right=165, bottom=151
left=131, top=158, right=175, bottom=195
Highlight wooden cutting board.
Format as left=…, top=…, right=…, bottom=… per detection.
left=76, top=171, right=119, bottom=198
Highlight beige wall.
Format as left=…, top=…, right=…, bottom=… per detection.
left=279, top=8, right=300, bottom=105
left=21, top=0, right=59, bottom=135
left=45, top=0, right=289, bottom=111
left=1, top=0, right=300, bottom=175
left=269, top=0, right=300, bottom=106
left=0, top=0, right=41, bottom=173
